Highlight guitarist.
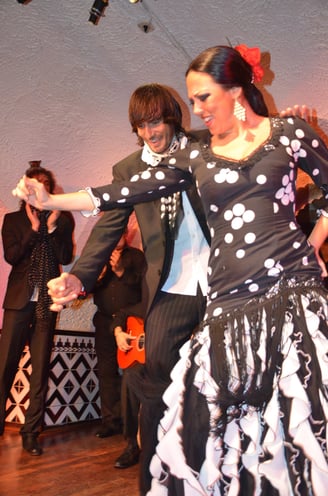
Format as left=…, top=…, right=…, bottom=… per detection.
left=92, top=230, right=146, bottom=469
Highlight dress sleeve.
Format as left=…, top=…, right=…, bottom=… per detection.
left=290, top=117, right=328, bottom=213
left=87, top=164, right=193, bottom=212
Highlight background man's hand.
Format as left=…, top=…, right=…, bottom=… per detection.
left=115, top=330, right=135, bottom=352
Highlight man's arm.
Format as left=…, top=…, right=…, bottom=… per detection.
left=47, top=152, right=145, bottom=310
left=48, top=207, right=132, bottom=310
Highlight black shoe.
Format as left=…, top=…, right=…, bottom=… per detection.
left=95, top=423, right=122, bottom=438
left=21, top=434, right=43, bottom=456
left=114, top=444, right=140, bottom=469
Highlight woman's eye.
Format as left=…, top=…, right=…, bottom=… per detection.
left=199, top=93, right=209, bottom=102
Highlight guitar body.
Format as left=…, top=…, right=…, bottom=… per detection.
left=117, top=316, right=145, bottom=369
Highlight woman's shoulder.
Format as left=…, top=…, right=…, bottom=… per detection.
left=276, top=115, right=318, bottom=136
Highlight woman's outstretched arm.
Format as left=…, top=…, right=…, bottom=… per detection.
left=13, top=162, right=193, bottom=214
left=13, top=175, right=94, bottom=211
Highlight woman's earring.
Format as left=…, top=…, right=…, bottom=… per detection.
left=234, top=100, right=246, bottom=121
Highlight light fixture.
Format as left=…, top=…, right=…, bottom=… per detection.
left=129, top=0, right=140, bottom=3
left=137, top=21, right=154, bottom=33
left=16, top=0, right=33, bottom=4
left=89, top=0, right=109, bottom=25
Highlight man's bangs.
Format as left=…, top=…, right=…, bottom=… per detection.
left=134, top=106, right=163, bottom=127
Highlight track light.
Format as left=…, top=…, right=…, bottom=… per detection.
left=138, top=21, right=154, bottom=33
left=89, top=0, right=109, bottom=25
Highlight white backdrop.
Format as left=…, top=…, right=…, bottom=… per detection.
left=0, top=0, right=327, bottom=329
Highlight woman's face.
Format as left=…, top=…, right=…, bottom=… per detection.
left=186, top=70, right=236, bottom=136
left=34, top=173, right=52, bottom=193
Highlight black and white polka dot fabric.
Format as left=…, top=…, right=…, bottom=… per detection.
left=90, top=116, right=328, bottom=320
left=87, top=116, right=328, bottom=494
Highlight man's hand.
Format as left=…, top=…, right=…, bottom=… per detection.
left=279, top=104, right=320, bottom=128
left=47, top=272, right=83, bottom=311
left=279, top=104, right=310, bottom=120
left=114, top=329, right=135, bottom=352
left=110, top=249, right=124, bottom=277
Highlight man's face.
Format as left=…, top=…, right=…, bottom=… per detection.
left=137, top=118, right=175, bottom=154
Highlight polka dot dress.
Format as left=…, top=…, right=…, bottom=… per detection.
left=90, top=117, right=328, bottom=494
left=91, top=117, right=328, bottom=321
left=169, top=117, right=328, bottom=320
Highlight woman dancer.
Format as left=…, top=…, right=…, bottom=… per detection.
left=14, top=45, right=328, bottom=495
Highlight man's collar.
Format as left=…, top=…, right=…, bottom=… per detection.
left=141, top=133, right=187, bottom=166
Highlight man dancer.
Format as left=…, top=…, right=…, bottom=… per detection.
left=46, top=84, right=210, bottom=495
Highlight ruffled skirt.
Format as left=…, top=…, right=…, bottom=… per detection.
left=147, top=278, right=328, bottom=496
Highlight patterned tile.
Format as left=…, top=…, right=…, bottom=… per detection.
left=6, top=333, right=101, bottom=426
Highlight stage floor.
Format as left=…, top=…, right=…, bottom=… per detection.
left=0, top=420, right=139, bottom=496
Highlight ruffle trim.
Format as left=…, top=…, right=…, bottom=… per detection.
left=80, top=187, right=101, bottom=217
left=148, top=281, right=328, bottom=495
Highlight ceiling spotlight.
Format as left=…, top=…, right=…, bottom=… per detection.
left=89, top=0, right=109, bottom=25
left=138, top=21, right=154, bottom=33
left=16, top=0, right=33, bottom=4
left=129, top=0, right=140, bottom=3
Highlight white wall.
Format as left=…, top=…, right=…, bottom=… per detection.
left=0, top=0, right=327, bottom=329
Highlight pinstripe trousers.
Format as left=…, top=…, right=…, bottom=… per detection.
left=137, top=287, right=206, bottom=495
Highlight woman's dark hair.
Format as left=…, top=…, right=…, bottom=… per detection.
left=25, top=162, right=56, bottom=194
left=186, top=45, right=268, bottom=117
left=25, top=162, right=56, bottom=193
left=129, top=83, right=184, bottom=146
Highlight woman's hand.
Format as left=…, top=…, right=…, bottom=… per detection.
left=47, top=210, right=60, bottom=232
left=25, top=203, right=40, bottom=232
left=13, top=175, right=51, bottom=210
left=308, top=214, right=328, bottom=278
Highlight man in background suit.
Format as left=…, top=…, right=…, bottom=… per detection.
left=92, top=231, right=146, bottom=471
left=0, top=162, right=74, bottom=455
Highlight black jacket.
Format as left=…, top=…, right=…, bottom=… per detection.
left=2, top=208, right=74, bottom=310
left=71, top=146, right=210, bottom=317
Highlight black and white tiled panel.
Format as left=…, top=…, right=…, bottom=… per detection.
left=5, top=332, right=101, bottom=426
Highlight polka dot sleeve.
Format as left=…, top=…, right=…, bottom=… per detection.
left=287, top=116, right=328, bottom=213
left=87, top=164, right=192, bottom=212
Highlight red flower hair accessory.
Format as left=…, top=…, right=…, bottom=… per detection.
left=235, top=44, right=264, bottom=83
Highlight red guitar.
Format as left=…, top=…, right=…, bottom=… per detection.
left=117, top=316, right=145, bottom=369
